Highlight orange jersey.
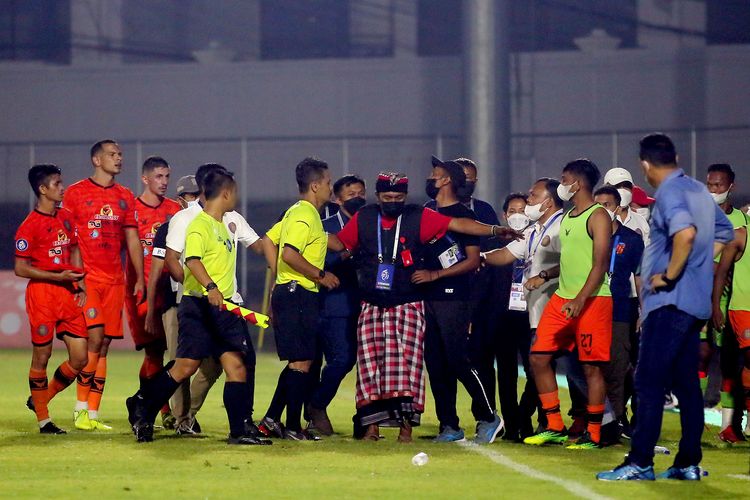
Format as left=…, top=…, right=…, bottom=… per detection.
left=127, top=196, right=180, bottom=285
left=62, top=178, right=136, bottom=284
left=14, top=208, right=80, bottom=275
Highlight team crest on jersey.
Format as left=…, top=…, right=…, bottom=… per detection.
left=119, top=199, right=128, bottom=210
left=63, top=220, right=71, bottom=231
left=86, top=308, right=97, bottom=319
left=95, top=205, right=119, bottom=221
left=37, top=325, right=49, bottom=337
left=15, top=239, right=28, bottom=252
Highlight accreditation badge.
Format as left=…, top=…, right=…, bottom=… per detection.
left=376, top=263, right=395, bottom=291
left=508, top=282, right=528, bottom=312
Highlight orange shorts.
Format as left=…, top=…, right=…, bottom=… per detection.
left=124, top=294, right=165, bottom=350
left=728, top=310, right=750, bottom=350
left=26, top=281, right=87, bottom=346
left=532, top=293, right=613, bottom=362
left=83, top=277, right=125, bottom=338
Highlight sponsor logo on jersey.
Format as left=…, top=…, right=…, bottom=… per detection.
left=15, top=239, right=28, bottom=252
left=88, top=220, right=102, bottom=229
left=48, top=247, right=62, bottom=257
left=90, top=230, right=99, bottom=239
left=53, top=229, right=69, bottom=247
left=95, top=204, right=119, bottom=221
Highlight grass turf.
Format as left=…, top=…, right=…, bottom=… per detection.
left=0, top=349, right=747, bottom=499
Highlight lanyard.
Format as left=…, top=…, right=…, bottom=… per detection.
left=608, top=235, right=621, bottom=275
left=527, top=211, right=563, bottom=257
left=335, top=211, right=345, bottom=230
left=377, top=214, right=402, bottom=264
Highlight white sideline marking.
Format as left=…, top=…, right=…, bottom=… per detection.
left=727, top=474, right=750, bottom=481
left=459, top=442, right=612, bottom=500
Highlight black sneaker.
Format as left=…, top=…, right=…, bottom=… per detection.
left=40, top=421, right=66, bottom=434
left=227, top=433, right=272, bottom=445
left=283, top=428, right=321, bottom=441
left=192, top=416, right=202, bottom=434
left=599, top=420, right=621, bottom=447
left=133, top=420, right=154, bottom=443
left=258, top=417, right=285, bottom=438
left=125, top=392, right=147, bottom=427
left=26, top=396, right=35, bottom=413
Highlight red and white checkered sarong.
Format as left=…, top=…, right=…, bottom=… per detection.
left=355, top=300, right=426, bottom=411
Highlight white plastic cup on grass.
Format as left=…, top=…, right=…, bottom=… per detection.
left=412, top=452, right=429, bottom=466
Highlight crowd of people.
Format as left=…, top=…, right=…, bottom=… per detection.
left=13, top=133, right=749, bottom=481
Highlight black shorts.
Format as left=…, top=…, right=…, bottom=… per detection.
left=176, top=296, right=250, bottom=360
left=272, top=283, right=320, bottom=362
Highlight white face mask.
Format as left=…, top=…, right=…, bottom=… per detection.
left=556, top=181, right=577, bottom=202
left=710, top=190, right=729, bottom=205
left=617, top=188, right=633, bottom=208
left=634, top=207, right=650, bottom=220
left=605, top=209, right=617, bottom=221
left=524, top=199, right=548, bottom=221
left=187, top=199, right=200, bottom=208
left=507, top=213, right=531, bottom=231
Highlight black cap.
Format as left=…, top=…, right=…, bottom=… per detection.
left=431, top=156, right=466, bottom=191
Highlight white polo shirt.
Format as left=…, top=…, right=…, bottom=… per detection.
left=166, top=202, right=260, bottom=303
left=620, top=208, right=650, bottom=246
left=505, top=209, right=564, bottom=328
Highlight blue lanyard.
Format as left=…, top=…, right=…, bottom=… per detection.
left=608, top=235, right=621, bottom=275
left=376, top=214, right=402, bottom=264
left=527, top=211, right=563, bottom=256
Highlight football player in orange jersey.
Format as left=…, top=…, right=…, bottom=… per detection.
left=125, top=156, right=181, bottom=429
left=15, top=164, right=88, bottom=433
left=63, top=140, right=144, bottom=430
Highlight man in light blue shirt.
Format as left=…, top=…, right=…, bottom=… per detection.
left=598, top=134, right=733, bottom=481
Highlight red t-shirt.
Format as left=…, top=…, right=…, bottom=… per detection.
left=127, top=196, right=181, bottom=285
left=14, top=208, right=81, bottom=276
left=336, top=207, right=452, bottom=251
left=62, top=178, right=137, bottom=284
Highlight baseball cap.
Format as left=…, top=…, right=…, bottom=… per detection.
left=430, top=156, right=466, bottom=190
left=632, top=185, right=655, bottom=206
left=176, top=175, right=199, bottom=196
left=603, top=167, right=633, bottom=186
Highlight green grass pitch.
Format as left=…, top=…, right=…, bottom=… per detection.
left=0, top=349, right=747, bottom=499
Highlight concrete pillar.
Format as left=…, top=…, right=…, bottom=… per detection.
left=464, top=0, right=510, bottom=203
left=638, top=0, right=706, bottom=49
left=70, top=0, right=123, bottom=65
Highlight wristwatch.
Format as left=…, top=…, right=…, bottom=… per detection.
left=539, top=270, right=549, bottom=282
left=205, top=282, right=218, bottom=292
left=661, top=274, right=677, bottom=289
left=318, top=269, right=326, bottom=279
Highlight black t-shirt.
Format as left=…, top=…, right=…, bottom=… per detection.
left=152, top=222, right=177, bottom=309
left=423, top=202, right=479, bottom=301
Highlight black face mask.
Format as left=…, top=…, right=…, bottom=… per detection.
left=342, top=196, right=366, bottom=216
left=425, top=179, right=440, bottom=200
left=380, top=201, right=405, bottom=218
left=458, top=181, right=476, bottom=202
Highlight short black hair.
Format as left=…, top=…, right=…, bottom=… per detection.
left=203, top=169, right=236, bottom=200
left=453, top=158, right=477, bottom=172
left=535, top=177, right=563, bottom=208
left=28, top=164, right=62, bottom=198
left=707, top=163, right=735, bottom=184
left=639, top=133, right=677, bottom=166
left=502, top=192, right=528, bottom=213
left=90, top=139, right=117, bottom=158
left=594, top=185, right=621, bottom=206
left=296, top=157, right=328, bottom=193
left=333, top=174, right=365, bottom=197
left=195, top=163, right=227, bottom=192
left=142, top=156, right=169, bottom=174
left=562, top=158, right=600, bottom=190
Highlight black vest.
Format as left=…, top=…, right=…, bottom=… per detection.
left=356, top=204, right=424, bottom=307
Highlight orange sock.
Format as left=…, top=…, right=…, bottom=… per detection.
left=586, top=404, right=606, bottom=443
left=87, top=356, right=107, bottom=413
left=539, top=391, right=564, bottom=431
left=48, top=361, right=79, bottom=401
left=29, top=368, right=49, bottom=422
left=76, top=351, right=100, bottom=404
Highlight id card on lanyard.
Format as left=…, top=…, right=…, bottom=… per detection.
left=509, top=260, right=527, bottom=311
left=375, top=214, right=402, bottom=291
left=607, top=235, right=620, bottom=286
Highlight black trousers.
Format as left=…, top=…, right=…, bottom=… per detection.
left=424, top=299, right=494, bottom=431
